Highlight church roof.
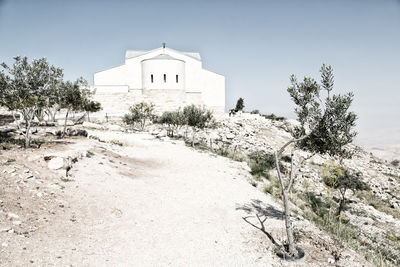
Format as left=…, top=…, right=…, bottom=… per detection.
left=125, top=47, right=201, bottom=61
left=142, top=54, right=185, bottom=62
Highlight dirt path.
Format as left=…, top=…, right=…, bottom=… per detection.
left=2, top=132, right=292, bottom=266
left=1, top=131, right=375, bottom=267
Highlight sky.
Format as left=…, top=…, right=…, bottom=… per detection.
left=0, top=0, right=399, bottom=147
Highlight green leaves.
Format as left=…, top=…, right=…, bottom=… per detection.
left=183, top=105, right=213, bottom=129
left=123, top=102, right=155, bottom=130
left=60, top=78, right=90, bottom=111
left=0, top=56, right=64, bottom=111
left=0, top=56, right=96, bottom=145
left=83, top=100, right=102, bottom=113
left=323, top=167, right=368, bottom=191
left=320, top=64, right=334, bottom=95
left=288, top=65, right=357, bottom=159
left=288, top=75, right=321, bottom=129
left=235, top=97, right=245, bottom=111
left=158, top=109, right=186, bottom=127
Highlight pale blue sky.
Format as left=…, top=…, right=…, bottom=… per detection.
left=0, top=0, right=399, bottom=146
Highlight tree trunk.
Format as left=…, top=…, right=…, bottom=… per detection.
left=274, top=151, right=297, bottom=256
left=25, top=120, right=31, bottom=148
left=337, top=199, right=344, bottom=217
left=46, top=108, right=57, bottom=122
left=191, top=127, right=195, bottom=147
left=51, top=110, right=56, bottom=122
left=87, top=112, right=90, bottom=122
left=61, top=109, right=70, bottom=138
left=336, top=189, right=347, bottom=217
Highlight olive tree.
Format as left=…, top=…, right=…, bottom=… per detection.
left=183, top=105, right=213, bottom=146
left=123, top=102, right=155, bottom=130
left=274, top=64, right=357, bottom=257
left=323, top=165, right=369, bottom=217
left=59, top=78, right=91, bottom=138
left=0, top=56, right=63, bottom=147
left=158, top=109, right=186, bottom=137
left=43, top=76, right=64, bottom=122
left=83, top=100, right=102, bottom=122
left=235, top=97, right=244, bottom=111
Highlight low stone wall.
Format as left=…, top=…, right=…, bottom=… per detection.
left=93, top=88, right=223, bottom=119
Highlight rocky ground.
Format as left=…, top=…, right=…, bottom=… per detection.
left=0, top=114, right=398, bottom=266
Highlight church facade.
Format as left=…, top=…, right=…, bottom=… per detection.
left=92, top=46, right=225, bottom=117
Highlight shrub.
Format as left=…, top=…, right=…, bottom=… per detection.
left=83, top=100, right=102, bottom=122
left=304, top=192, right=331, bottom=218
left=235, top=97, right=244, bottom=111
left=323, top=165, right=369, bottom=216
left=263, top=176, right=281, bottom=198
left=262, top=113, right=286, bottom=121
left=183, top=105, right=214, bottom=146
left=250, top=161, right=269, bottom=177
left=123, top=102, right=155, bottom=130
left=250, top=109, right=260, bottom=114
left=157, top=109, right=186, bottom=137
left=390, top=159, right=399, bottom=167
left=183, top=105, right=213, bottom=129
left=248, top=151, right=285, bottom=176
left=281, top=155, right=292, bottom=163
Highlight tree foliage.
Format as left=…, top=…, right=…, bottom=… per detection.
left=59, top=78, right=91, bottom=138
left=235, top=97, right=244, bottom=111
left=289, top=64, right=357, bottom=158
left=83, top=100, right=102, bottom=122
left=158, top=109, right=186, bottom=137
left=323, top=164, right=369, bottom=216
left=0, top=56, right=63, bottom=147
left=123, top=102, right=155, bottom=130
left=182, top=105, right=213, bottom=146
left=183, top=105, right=213, bottom=129
left=273, top=64, right=358, bottom=257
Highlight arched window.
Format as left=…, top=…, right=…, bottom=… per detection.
left=151, top=74, right=154, bottom=83
left=164, top=74, right=166, bottom=83
left=176, top=75, right=179, bottom=83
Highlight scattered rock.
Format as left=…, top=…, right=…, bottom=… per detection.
left=7, top=212, right=19, bottom=220
left=48, top=157, right=64, bottom=170
left=157, top=131, right=167, bottom=138
left=226, top=133, right=235, bottom=139
left=108, top=124, right=123, bottom=131
left=66, top=128, right=88, bottom=137
left=82, top=121, right=104, bottom=130
left=57, top=120, right=74, bottom=126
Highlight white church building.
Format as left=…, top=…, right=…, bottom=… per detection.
left=92, top=45, right=225, bottom=117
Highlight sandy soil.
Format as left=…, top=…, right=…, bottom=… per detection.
left=0, top=132, right=370, bottom=266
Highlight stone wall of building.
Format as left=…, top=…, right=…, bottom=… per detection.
left=92, top=88, right=206, bottom=119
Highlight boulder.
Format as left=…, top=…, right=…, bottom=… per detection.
left=57, top=120, right=74, bottom=126
left=47, top=157, right=64, bottom=170
left=66, top=128, right=88, bottom=137
left=226, top=133, right=235, bottom=140
left=157, top=130, right=167, bottom=138
left=82, top=121, right=104, bottom=130
left=7, top=213, right=19, bottom=220
left=39, top=121, right=56, bottom=126
left=150, top=130, right=160, bottom=135
left=35, top=129, right=47, bottom=136
left=108, top=124, right=124, bottom=131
